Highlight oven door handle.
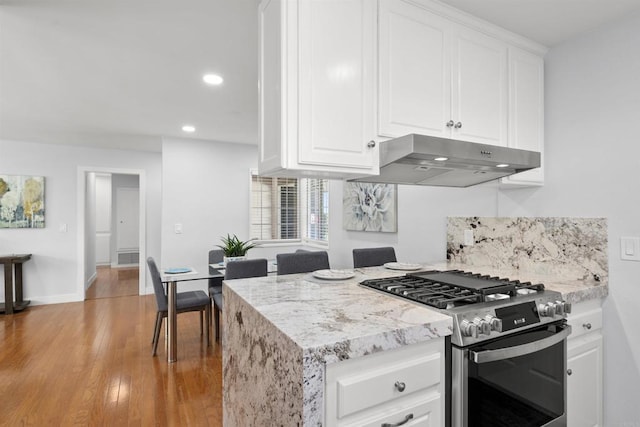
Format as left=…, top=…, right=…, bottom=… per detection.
left=470, top=324, right=572, bottom=364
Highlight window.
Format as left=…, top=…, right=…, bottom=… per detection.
left=250, top=173, right=298, bottom=241
left=250, top=171, right=329, bottom=243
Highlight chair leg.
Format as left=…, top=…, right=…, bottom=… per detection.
left=205, top=304, right=211, bottom=346
left=152, top=312, right=163, bottom=356
left=199, top=311, right=203, bottom=336
left=214, top=304, right=220, bottom=342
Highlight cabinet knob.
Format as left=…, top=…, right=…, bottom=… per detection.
left=367, top=140, right=376, bottom=148
left=567, top=369, right=573, bottom=376
left=454, top=121, right=463, bottom=129
left=446, top=120, right=455, bottom=128
left=583, top=323, right=592, bottom=330
left=394, top=381, right=406, bottom=392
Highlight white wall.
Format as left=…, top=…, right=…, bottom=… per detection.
left=327, top=180, right=499, bottom=268
left=496, top=11, right=640, bottom=426
left=160, top=138, right=260, bottom=291
left=84, top=172, right=97, bottom=288
left=0, top=139, right=162, bottom=304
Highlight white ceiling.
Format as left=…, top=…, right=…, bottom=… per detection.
left=1, top=0, right=640, bottom=152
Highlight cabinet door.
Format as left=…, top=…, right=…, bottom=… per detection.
left=378, top=0, right=451, bottom=138
left=451, top=26, right=507, bottom=146
left=567, top=334, right=603, bottom=427
left=259, top=0, right=285, bottom=173
left=297, top=0, right=377, bottom=171
left=502, top=47, right=545, bottom=185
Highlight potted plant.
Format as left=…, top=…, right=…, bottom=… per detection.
left=217, top=234, right=257, bottom=265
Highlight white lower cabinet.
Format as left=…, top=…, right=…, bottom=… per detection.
left=325, top=338, right=444, bottom=426
left=566, top=300, right=604, bottom=427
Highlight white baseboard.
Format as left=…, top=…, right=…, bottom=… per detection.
left=25, top=293, right=84, bottom=306
left=85, top=272, right=97, bottom=291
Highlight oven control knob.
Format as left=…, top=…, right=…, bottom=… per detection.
left=559, top=301, right=572, bottom=314
left=473, top=317, right=491, bottom=336
left=460, top=320, right=478, bottom=338
left=553, top=301, right=565, bottom=316
left=538, top=303, right=556, bottom=317
left=484, top=315, right=503, bottom=332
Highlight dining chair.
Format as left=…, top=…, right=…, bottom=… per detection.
left=276, top=250, right=330, bottom=275
left=352, top=247, right=397, bottom=268
left=212, top=258, right=268, bottom=342
left=147, top=257, right=211, bottom=356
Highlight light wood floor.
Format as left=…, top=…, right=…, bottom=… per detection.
left=0, top=293, right=223, bottom=425
left=86, top=266, right=139, bottom=300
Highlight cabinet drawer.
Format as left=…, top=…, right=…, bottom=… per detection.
left=568, top=308, right=602, bottom=340
left=352, top=393, right=441, bottom=427
left=335, top=352, right=440, bottom=418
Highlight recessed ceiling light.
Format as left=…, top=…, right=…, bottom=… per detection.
left=203, top=74, right=224, bottom=85
left=182, top=125, right=196, bottom=133
left=434, top=157, right=448, bottom=161
left=496, top=164, right=509, bottom=168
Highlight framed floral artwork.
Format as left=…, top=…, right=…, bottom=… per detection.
left=343, top=182, right=397, bottom=232
left=0, top=174, right=45, bottom=229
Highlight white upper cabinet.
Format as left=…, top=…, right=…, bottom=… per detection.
left=259, top=0, right=546, bottom=182
left=451, top=26, right=507, bottom=146
left=502, top=47, right=545, bottom=185
left=378, top=0, right=451, bottom=138
left=378, top=0, right=507, bottom=146
left=259, top=0, right=379, bottom=178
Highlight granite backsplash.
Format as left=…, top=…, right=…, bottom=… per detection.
left=447, top=217, right=608, bottom=284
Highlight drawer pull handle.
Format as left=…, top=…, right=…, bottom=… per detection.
left=583, top=323, right=592, bottom=330
left=394, top=381, right=406, bottom=392
left=382, top=413, right=414, bottom=427
left=567, top=369, right=573, bottom=376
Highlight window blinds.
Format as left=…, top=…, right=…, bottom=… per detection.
left=250, top=174, right=299, bottom=240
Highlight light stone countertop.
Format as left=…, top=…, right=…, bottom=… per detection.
left=224, top=266, right=454, bottom=359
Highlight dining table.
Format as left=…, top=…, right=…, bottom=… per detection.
left=161, top=264, right=224, bottom=363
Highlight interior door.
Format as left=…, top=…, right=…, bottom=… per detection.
left=116, top=187, right=139, bottom=252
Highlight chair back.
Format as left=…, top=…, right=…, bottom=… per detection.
left=225, top=258, right=268, bottom=280
left=276, top=251, right=330, bottom=275
left=147, top=257, right=168, bottom=312
left=352, top=247, right=397, bottom=268
left=208, top=249, right=225, bottom=290
left=209, top=249, right=224, bottom=264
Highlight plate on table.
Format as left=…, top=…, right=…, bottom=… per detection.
left=164, top=267, right=192, bottom=274
left=383, top=262, right=422, bottom=271
left=312, top=269, right=356, bottom=280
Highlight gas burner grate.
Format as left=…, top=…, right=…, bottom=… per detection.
left=360, top=270, right=545, bottom=310
left=360, top=274, right=483, bottom=309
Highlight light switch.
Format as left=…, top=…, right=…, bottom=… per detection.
left=620, top=237, right=640, bottom=261
left=464, top=229, right=474, bottom=246
left=174, top=223, right=183, bottom=234
left=59, top=223, right=68, bottom=233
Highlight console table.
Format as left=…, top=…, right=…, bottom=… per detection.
left=0, top=254, right=32, bottom=314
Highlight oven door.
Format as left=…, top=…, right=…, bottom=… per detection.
left=451, top=321, right=571, bottom=427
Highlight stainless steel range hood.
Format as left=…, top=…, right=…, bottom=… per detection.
left=350, top=134, right=541, bottom=187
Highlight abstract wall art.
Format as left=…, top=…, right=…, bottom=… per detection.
left=0, top=175, right=45, bottom=229
left=343, top=182, right=397, bottom=232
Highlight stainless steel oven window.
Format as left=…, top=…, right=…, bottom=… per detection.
left=451, top=322, right=570, bottom=427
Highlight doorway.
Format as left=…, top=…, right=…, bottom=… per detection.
left=77, top=167, right=146, bottom=301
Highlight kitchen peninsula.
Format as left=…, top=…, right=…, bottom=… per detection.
left=222, top=260, right=608, bottom=426
left=222, top=267, right=453, bottom=426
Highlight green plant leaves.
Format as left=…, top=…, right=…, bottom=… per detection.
left=216, top=234, right=257, bottom=257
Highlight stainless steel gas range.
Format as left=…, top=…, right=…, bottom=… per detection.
left=361, top=270, right=572, bottom=427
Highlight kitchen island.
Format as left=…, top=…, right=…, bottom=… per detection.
left=222, top=263, right=608, bottom=426
left=222, top=267, right=453, bottom=426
